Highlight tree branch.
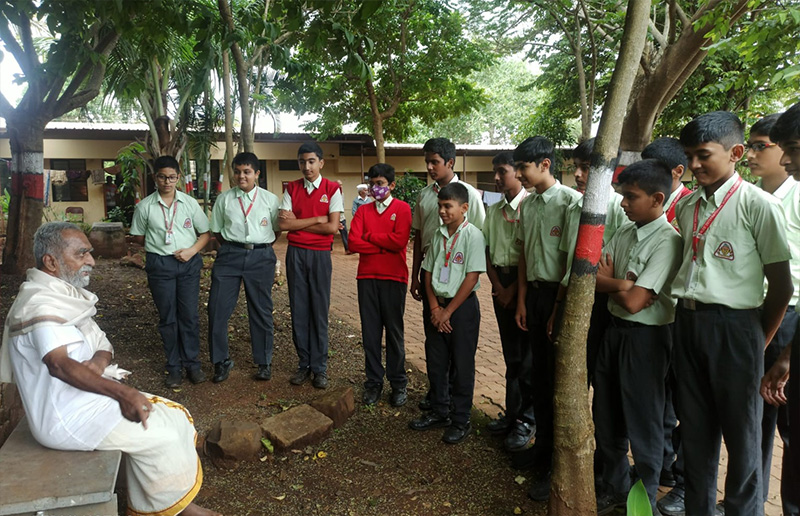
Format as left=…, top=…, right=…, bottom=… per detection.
left=648, top=18, right=667, bottom=47
left=52, top=29, right=119, bottom=117
left=0, top=16, right=34, bottom=78
left=0, top=91, right=14, bottom=118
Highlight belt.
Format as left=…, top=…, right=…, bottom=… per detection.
left=609, top=316, right=648, bottom=329
left=494, top=265, right=518, bottom=275
left=436, top=292, right=476, bottom=306
left=226, top=241, right=270, bottom=250
left=680, top=299, right=732, bottom=311
left=529, top=280, right=559, bottom=290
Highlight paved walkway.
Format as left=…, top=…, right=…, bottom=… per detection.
left=273, top=238, right=785, bottom=514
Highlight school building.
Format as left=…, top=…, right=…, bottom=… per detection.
left=0, top=121, right=542, bottom=225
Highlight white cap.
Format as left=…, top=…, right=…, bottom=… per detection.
left=357, top=184, right=368, bottom=191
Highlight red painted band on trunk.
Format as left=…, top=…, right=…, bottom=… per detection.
left=573, top=224, right=605, bottom=265
left=11, top=173, right=44, bottom=200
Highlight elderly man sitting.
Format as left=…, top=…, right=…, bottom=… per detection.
left=0, top=222, right=218, bottom=516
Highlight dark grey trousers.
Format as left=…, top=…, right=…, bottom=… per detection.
left=674, top=304, right=764, bottom=516
left=207, top=244, right=276, bottom=366
left=358, top=278, right=407, bottom=390
left=286, top=245, right=332, bottom=374
left=145, top=252, right=203, bottom=373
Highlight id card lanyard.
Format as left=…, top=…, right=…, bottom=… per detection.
left=686, top=175, right=742, bottom=288
left=501, top=189, right=528, bottom=223
left=439, top=219, right=469, bottom=284
left=159, top=201, right=178, bottom=246
left=238, top=188, right=258, bottom=239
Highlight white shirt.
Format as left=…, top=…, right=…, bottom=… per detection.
left=279, top=175, right=344, bottom=214
left=9, top=325, right=122, bottom=451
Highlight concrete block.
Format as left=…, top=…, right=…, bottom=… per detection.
left=205, top=420, right=262, bottom=463
left=309, top=386, right=355, bottom=428
left=88, top=222, right=127, bottom=259
left=261, top=405, right=333, bottom=451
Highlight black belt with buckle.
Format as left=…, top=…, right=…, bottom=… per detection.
left=435, top=292, right=476, bottom=306
left=494, top=265, right=518, bottom=275
left=609, top=316, right=648, bottom=329
left=226, top=241, right=269, bottom=250
left=680, top=299, right=730, bottom=311
left=529, top=280, right=559, bottom=290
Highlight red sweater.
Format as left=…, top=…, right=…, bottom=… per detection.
left=348, top=198, right=412, bottom=283
left=285, top=177, right=341, bottom=250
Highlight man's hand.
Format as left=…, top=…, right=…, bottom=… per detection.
left=515, top=303, right=528, bottom=331
left=410, top=277, right=422, bottom=301
left=493, top=285, right=515, bottom=310
left=761, top=346, right=791, bottom=406
left=598, top=253, right=614, bottom=278
left=173, top=248, right=197, bottom=263
left=119, top=387, right=153, bottom=429
left=430, top=306, right=452, bottom=333
left=278, top=210, right=296, bottom=221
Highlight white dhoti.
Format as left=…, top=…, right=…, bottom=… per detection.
left=97, top=394, right=202, bottom=516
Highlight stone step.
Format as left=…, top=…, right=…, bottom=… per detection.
left=261, top=404, right=333, bottom=451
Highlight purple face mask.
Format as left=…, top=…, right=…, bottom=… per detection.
left=370, top=184, right=390, bottom=200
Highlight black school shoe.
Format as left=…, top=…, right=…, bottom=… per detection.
left=409, top=412, right=451, bottom=431
left=363, top=385, right=382, bottom=405
left=254, top=364, right=271, bottom=381
left=389, top=387, right=408, bottom=407
left=312, top=372, right=328, bottom=389
left=442, top=422, right=471, bottom=444
left=165, top=370, right=182, bottom=388
left=289, top=367, right=311, bottom=385
left=187, top=368, right=206, bottom=384
left=212, top=359, right=234, bottom=383
left=487, top=413, right=512, bottom=434
left=504, top=420, right=535, bottom=451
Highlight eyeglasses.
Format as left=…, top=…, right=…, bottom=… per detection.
left=745, top=142, right=778, bottom=152
left=156, top=175, right=179, bottom=182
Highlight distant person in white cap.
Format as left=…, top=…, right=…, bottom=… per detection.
left=352, top=183, right=373, bottom=216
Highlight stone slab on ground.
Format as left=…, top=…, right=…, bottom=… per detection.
left=0, top=417, right=120, bottom=516
left=309, top=386, right=355, bottom=428
left=205, top=420, right=262, bottom=463
left=261, top=404, right=333, bottom=451
left=88, top=222, right=127, bottom=259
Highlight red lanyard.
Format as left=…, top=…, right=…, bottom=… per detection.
left=501, top=190, right=527, bottom=223
left=238, top=188, right=258, bottom=222
left=443, top=219, right=469, bottom=267
left=692, top=176, right=742, bottom=261
left=159, top=201, right=178, bottom=233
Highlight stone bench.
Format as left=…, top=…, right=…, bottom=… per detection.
left=0, top=417, right=121, bottom=516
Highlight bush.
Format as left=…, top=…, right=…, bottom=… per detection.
left=393, top=172, right=426, bottom=213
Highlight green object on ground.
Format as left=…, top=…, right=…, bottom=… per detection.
left=627, top=479, right=653, bottom=516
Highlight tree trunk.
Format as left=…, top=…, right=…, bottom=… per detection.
left=373, top=116, right=386, bottom=164
left=2, top=118, right=47, bottom=274
left=619, top=0, right=750, bottom=151
left=549, top=0, right=650, bottom=514
left=217, top=0, right=253, bottom=153
left=222, top=49, right=236, bottom=188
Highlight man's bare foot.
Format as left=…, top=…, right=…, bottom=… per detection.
left=180, top=502, right=221, bottom=516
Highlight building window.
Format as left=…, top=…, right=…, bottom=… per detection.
left=476, top=172, right=496, bottom=193
left=50, top=159, right=88, bottom=202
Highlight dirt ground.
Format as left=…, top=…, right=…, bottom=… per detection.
left=1, top=258, right=548, bottom=516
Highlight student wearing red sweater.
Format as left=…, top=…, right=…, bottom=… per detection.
left=278, top=142, right=344, bottom=389
left=349, top=163, right=412, bottom=407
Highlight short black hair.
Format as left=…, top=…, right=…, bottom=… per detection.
left=680, top=111, right=743, bottom=149
left=617, top=159, right=672, bottom=204
left=492, top=151, right=515, bottom=167
left=367, top=163, right=395, bottom=183
left=297, top=142, right=324, bottom=159
left=232, top=152, right=260, bottom=172
left=641, top=137, right=687, bottom=171
left=423, top=138, right=456, bottom=163
left=770, top=102, right=800, bottom=144
left=153, top=155, right=180, bottom=174
left=750, top=113, right=782, bottom=138
left=438, top=182, right=469, bottom=205
left=513, top=136, right=554, bottom=167
left=573, top=137, right=595, bottom=162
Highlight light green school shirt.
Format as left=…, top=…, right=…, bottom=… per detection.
left=559, top=187, right=634, bottom=286
left=483, top=188, right=528, bottom=267
left=672, top=173, right=791, bottom=309
left=757, top=177, right=800, bottom=307
left=422, top=219, right=486, bottom=298
left=211, top=186, right=281, bottom=244
left=130, top=190, right=210, bottom=256
left=411, top=174, right=486, bottom=254
left=517, top=181, right=582, bottom=283
left=605, top=214, right=682, bottom=325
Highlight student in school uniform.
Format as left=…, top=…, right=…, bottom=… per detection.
left=207, top=152, right=281, bottom=383
left=348, top=163, right=412, bottom=407
left=278, top=142, right=343, bottom=389
left=762, top=100, right=800, bottom=516
left=670, top=111, right=792, bottom=516
left=130, top=155, right=210, bottom=387
left=592, top=159, right=683, bottom=515
left=409, top=182, right=486, bottom=444
left=642, top=137, right=692, bottom=229
left=513, top=136, right=582, bottom=497
left=409, top=138, right=485, bottom=409
left=483, top=151, right=535, bottom=451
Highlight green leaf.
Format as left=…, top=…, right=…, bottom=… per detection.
left=626, top=479, right=652, bottom=516
left=260, top=437, right=274, bottom=453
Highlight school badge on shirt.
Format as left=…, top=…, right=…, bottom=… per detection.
left=390, top=213, right=396, bottom=221
left=713, top=241, right=735, bottom=261
left=320, top=194, right=329, bottom=203
left=260, top=217, right=268, bottom=226
left=452, top=252, right=464, bottom=264
left=549, top=226, right=562, bottom=237
left=183, top=218, right=192, bottom=229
